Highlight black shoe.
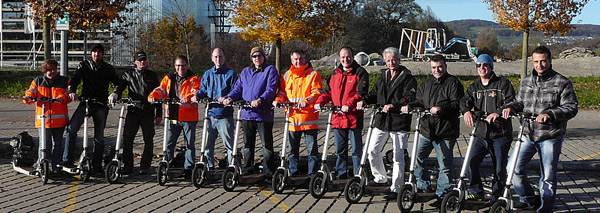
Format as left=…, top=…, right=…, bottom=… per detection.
left=513, top=201, right=535, bottom=210
left=417, top=187, right=434, bottom=193
left=466, top=192, right=483, bottom=201
left=138, top=167, right=152, bottom=175
left=122, top=167, right=133, bottom=175
left=367, top=180, right=387, bottom=186
left=384, top=192, right=398, bottom=200
left=60, top=162, right=75, bottom=168
left=429, top=199, right=442, bottom=209
left=183, top=169, right=192, bottom=179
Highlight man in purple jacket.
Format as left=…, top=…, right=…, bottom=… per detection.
left=221, top=47, right=279, bottom=179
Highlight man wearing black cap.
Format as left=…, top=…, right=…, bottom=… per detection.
left=110, top=51, right=162, bottom=175
left=62, top=44, right=120, bottom=175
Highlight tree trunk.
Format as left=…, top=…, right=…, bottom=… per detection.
left=520, top=30, right=529, bottom=78
left=43, top=16, right=52, bottom=60
left=276, top=38, right=282, bottom=73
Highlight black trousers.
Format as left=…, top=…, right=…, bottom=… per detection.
left=122, top=109, right=155, bottom=171
left=241, top=120, right=275, bottom=176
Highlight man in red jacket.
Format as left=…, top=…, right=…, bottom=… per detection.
left=315, top=46, right=369, bottom=179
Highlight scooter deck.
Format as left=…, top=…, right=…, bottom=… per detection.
left=204, top=169, right=225, bottom=180
left=414, top=192, right=438, bottom=202
left=287, top=175, right=310, bottom=186
left=60, top=166, right=79, bottom=174
left=461, top=200, right=491, bottom=211
left=329, top=179, right=350, bottom=191
left=364, top=184, right=391, bottom=194
left=239, top=173, right=266, bottom=184
left=13, top=165, right=37, bottom=176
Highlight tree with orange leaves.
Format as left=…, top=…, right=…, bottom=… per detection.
left=484, top=0, right=590, bottom=77
left=219, top=0, right=354, bottom=72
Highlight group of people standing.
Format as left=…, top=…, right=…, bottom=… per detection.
left=23, top=43, right=577, bottom=212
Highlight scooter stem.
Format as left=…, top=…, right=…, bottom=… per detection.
left=231, top=107, right=243, bottom=166
left=114, top=104, right=127, bottom=159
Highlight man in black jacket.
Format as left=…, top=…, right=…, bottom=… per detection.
left=357, top=47, right=417, bottom=200
left=63, top=44, right=120, bottom=174
left=402, top=54, right=464, bottom=204
left=460, top=54, right=515, bottom=202
left=110, top=51, right=162, bottom=175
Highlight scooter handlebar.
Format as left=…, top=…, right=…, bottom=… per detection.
left=29, top=97, right=61, bottom=103
left=315, top=105, right=343, bottom=113
left=78, top=97, right=106, bottom=106
left=154, top=98, right=181, bottom=105
left=275, top=102, right=297, bottom=108
left=231, top=100, right=252, bottom=108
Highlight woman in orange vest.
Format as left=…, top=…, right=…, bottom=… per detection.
left=148, top=55, right=200, bottom=177
left=23, top=59, right=71, bottom=172
left=273, top=50, right=323, bottom=176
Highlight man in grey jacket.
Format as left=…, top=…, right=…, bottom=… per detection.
left=503, top=46, right=578, bottom=212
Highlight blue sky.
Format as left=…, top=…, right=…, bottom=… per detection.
left=414, top=0, right=600, bottom=25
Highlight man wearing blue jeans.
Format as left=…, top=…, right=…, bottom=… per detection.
left=460, top=54, right=516, bottom=202
left=315, top=46, right=369, bottom=179
left=503, top=46, right=578, bottom=212
left=402, top=54, right=464, bottom=206
left=192, top=48, right=237, bottom=169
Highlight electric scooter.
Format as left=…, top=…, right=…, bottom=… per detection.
left=13, top=97, right=59, bottom=184
left=308, top=106, right=349, bottom=198
left=272, top=102, right=312, bottom=194
left=344, top=104, right=386, bottom=203
left=60, top=97, right=104, bottom=182
left=489, top=113, right=537, bottom=213
left=441, top=111, right=490, bottom=212
left=105, top=98, right=138, bottom=184
left=222, top=101, right=266, bottom=192
left=397, top=107, right=438, bottom=212
left=192, top=98, right=225, bottom=188
left=155, top=98, right=188, bottom=186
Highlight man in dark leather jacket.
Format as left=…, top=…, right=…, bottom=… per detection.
left=111, top=51, right=162, bottom=175
left=402, top=54, right=464, bottom=205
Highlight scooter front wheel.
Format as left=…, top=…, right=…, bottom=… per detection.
left=40, top=160, right=50, bottom=185
left=80, top=158, right=92, bottom=182
left=309, top=172, right=327, bottom=198
left=441, top=190, right=462, bottom=213
left=222, top=167, right=237, bottom=192
left=489, top=200, right=508, bottom=213
left=272, top=169, right=286, bottom=194
left=105, top=161, right=120, bottom=184
left=344, top=177, right=364, bottom=204
left=192, top=165, right=206, bottom=188
left=157, top=162, right=168, bottom=186
left=397, top=184, right=415, bottom=212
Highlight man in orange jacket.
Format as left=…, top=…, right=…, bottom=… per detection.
left=273, top=50, right=323, bottom=176
left=148, top=55, right=200, bottom=177
left=23, top=59, right=71, bottom=172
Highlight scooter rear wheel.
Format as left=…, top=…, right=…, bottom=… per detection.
left=80, top=158, right=91, bottom=182
left=105, top=161, right=120, bottom=184
left=441, top=190, right=462, bottom=213
left=489, top=200, right=508, bottom=213
left=40, top=160, right=49, bottom=185
left=272, top=169, right=286, bottom=194
left=157, top=162, right=168, bottom=186
left=397, top=184, right=415, bottom=212
left=309, top=172, right=327, bottom=199
left=222, top=168, right=237, bottom=192
left=344, top=177, right=364, bottom=204
left=192, top=165, right=206, bottom=188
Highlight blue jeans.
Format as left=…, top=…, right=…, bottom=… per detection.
left=467, top=136, right=511, bottom=200
left=414, top=134, right=455, bottom=198
left=288, top=129, right=319, bottom=176
left=204, top=116, right=234, bottom=169
left=509, top=136, right=563, bottom=213
left=166, top=121, right=197, bottom=169
left=334, top=128, right=363, bottom=178
left=63, top=103, right=108, bottom=171
left=38, top=127, right=65, bottom=171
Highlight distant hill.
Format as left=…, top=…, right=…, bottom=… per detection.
left=445, top=19, right=600, bottom=46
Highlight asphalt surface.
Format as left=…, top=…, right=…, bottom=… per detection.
left=1, top=98, right=599, bottom=212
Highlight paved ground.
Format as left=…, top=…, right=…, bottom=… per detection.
left=1, top=98, right=599, bottom=212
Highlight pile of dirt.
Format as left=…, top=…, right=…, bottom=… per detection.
left=559, top=47, right=598, bottom=59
